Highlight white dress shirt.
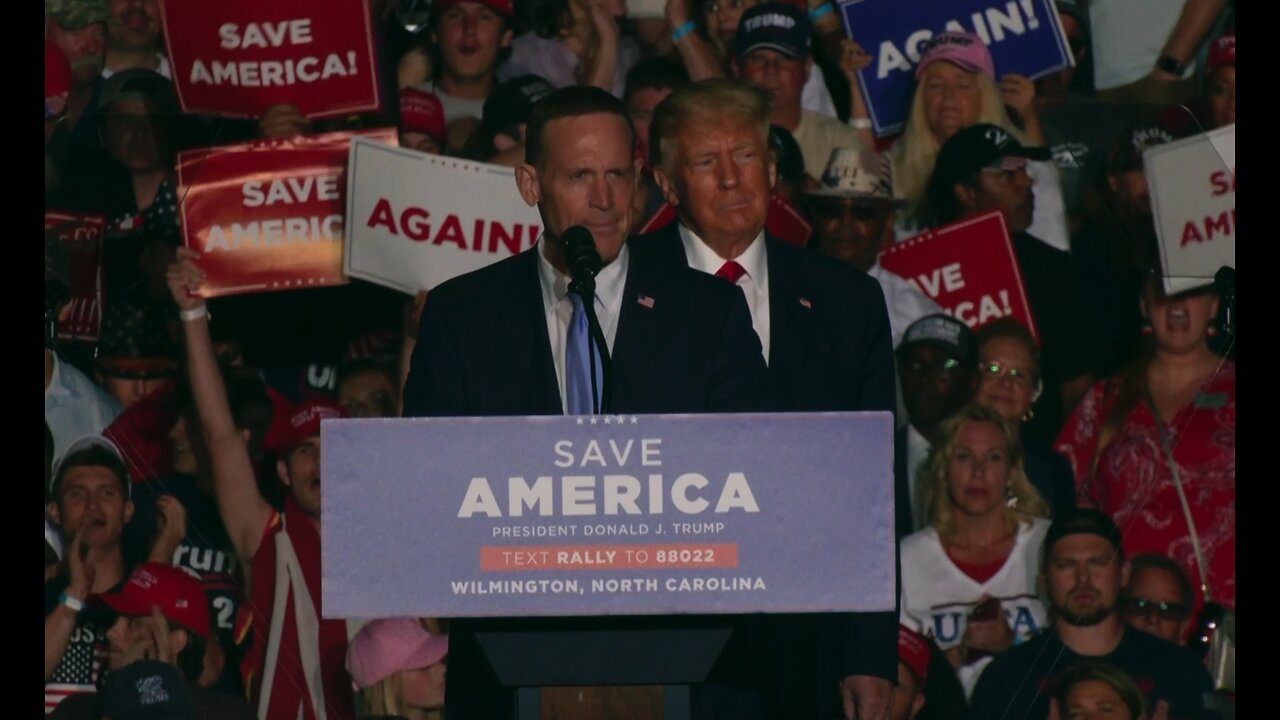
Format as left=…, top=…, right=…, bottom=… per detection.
left=44, top=352, right=122, bottom=462
left=536, top=235, right=628, bottom=413
left=906, top=423, right=934, bottom=532
left=868, top=262, right=943, bottom=349
left=678, top=224, right=771, bottom=364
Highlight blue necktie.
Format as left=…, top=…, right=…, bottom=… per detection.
left=566, top=292, right=603, bottom=415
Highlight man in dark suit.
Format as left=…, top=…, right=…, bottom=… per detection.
left=402, top=86, right=771, bottom=716
left=645, top=78, right=899, bottom=720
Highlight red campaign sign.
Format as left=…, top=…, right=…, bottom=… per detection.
left=637, top=192, right=811, bottom=247
left=45, top=211, right=106, bottom=342
left=878, top=211, right=1039, bottom=340
left=176, top=128, right=396, bottom=298
left=159, top=0, right=381, bottom=119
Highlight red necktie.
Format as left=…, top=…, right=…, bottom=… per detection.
left=715, top=260, right=747, bottom=284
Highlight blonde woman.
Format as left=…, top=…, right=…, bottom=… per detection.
left=899, top=404, right=1051, bottom=696
left=347, top=619, right=448, bottom=720
left=889, top=32, right=1069, bottom=251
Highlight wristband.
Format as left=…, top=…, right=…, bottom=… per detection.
left=179, top=304, right=209, bottom=322
left=808, top=3, right=834, bottom=21
left=849, top=117, right=872, bottom=130
left=671, top=20, right=697, bottom=43
left=1155, top=54, right=1187, bottom=76
left=59, top=592, right=84, bottom=612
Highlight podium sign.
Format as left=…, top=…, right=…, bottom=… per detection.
left=322, top=412, right=895, bottom=618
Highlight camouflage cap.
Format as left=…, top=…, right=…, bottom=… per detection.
left=46, top=0, right=109, bottom=30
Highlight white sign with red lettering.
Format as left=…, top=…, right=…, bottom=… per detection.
left=1145, top=124, right=1235, bottom=295
left=344, top=138, right=544, bottom=295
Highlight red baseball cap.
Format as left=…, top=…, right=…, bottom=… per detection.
left=46, top=40, right=71, bottom=120
left=898, top=624, right=930, bottom=686
left=100, top=563, right=211, bottom=638
left=400, top=88, right=447, bottom=142
left=433, top=0, right=514, bottom=18
left=1207, top=32, right=1235, bottom=74
left=284, top=398, right=347, bottom=451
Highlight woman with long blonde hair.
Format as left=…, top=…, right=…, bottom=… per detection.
left=889, top=31, right=1068, bottom=248
left=346, top=619, right=448, bottom=720
left=899, top=404, right=1051, bottom=695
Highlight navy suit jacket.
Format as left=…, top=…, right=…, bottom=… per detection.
left=637, top=222, right=901, bottom=715
left=401, top=238, right=772, bottom=717
left=402, top=239, right=771, bottom=417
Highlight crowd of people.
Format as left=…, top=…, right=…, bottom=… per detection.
left=45, top=0, right=1235, bottom=718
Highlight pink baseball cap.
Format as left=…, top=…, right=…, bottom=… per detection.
left=346, top=619, right=448, bottom=689
left=915, top=31, right=995, bottom=81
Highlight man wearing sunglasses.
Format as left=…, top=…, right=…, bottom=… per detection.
left=894, top=314, right=978, bottom=536
left=1123, top=554, right=1196, bottom=644
left=806, top=148, right=941, bottom=349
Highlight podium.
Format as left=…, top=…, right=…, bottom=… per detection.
left=321, top=413, right=897, bottom=718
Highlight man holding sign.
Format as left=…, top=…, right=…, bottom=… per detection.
left=925, top=123, right=1102, bottom=447
left=403, top=85, right=770, bottom=716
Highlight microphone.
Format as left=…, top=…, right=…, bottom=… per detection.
left=1215, top=266, right=1234, bottom=294
left=562, top=225, right=602, bottom=290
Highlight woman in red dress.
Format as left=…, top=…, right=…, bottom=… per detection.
left=1055, top=278, right=1234, bottom=618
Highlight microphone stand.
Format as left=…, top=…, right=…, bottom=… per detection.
left=569, top=276, right=613, bottom=415
left=1215, top=266, right=1235, bottom=338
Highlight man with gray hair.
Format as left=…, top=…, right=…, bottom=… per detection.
left=644, top=77, right=898, bottom=720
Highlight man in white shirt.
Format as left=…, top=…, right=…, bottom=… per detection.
left=806, top=148, right=941, bottom=348
left=730, top=2, right=866, bottom=180
left=647, top=77, right=897, bottom=720
left=413, top=0, right=514, bottom=126
left=403, top=85, right=769, bottom=717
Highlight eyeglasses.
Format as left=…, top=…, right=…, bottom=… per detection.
left=902, top=357, right=959, bottom=380
left=979, top=361, right=1036, bottom=388
left=1122, top=597, right=1189, bottom=622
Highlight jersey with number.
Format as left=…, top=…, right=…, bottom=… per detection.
left=899, top=518, right=1050, bottom=650
left=124, top=475, right=245, bottom=694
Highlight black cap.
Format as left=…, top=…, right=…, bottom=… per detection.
left=734, top=2, right=811, bottom=59
left=897, top=314, right=978, bottom=367
left=768, top=124, right=805, bottom=183
left=102, top=660, right=193, bottom=720
left=98, top=69, right=180, bottom=117
left=931, top=123, right=1051, bottom=191
left=1044, top=508, right=1124, bottom=561
left=482, top=75, right=555, bottom=135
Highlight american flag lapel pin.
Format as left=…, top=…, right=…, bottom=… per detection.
left=637, top=294, right=656, bottom=309
left=798, top=297, right=812, bottom=309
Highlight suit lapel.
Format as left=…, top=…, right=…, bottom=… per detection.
left=504, top=247, right=562, bottom=414
left=766, top=237, right=805, bottom=382
left=613, top=230, right=680, bottom=407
